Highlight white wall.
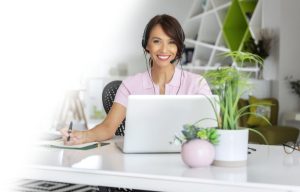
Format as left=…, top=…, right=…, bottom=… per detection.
left=0, top=1, right=192, bottom=187
left=262, top=0, right=280, bottom=82
left=0, top=0, right=192, bottom=127
left=261, top=0, right=281, bottom=102
left=263, top=0, right=300, bottom=122
left=278, top=0, right=300, bottom=121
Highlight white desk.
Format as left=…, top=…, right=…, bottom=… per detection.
left=24, top=140, right=300, bottom=192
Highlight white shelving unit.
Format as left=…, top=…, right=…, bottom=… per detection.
left=183, top=0, right=263, bottom=78
left=183, top=0, right=232, bottom=73
left=249, top=0, right=262, bottom=40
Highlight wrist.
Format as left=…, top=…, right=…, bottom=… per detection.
left=83, top=130, right=96, bottom=143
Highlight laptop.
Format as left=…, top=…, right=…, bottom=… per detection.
left=115, top=95, right=219, bottom=153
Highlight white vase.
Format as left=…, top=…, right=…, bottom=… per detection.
left=213, top=129, right=249, bottom=167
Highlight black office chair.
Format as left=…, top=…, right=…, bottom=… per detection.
left=100, top=81, right=126, bottom=192
left=99, top=81, right=151, bottom=192
left=102, top=80, right=126, bottom=136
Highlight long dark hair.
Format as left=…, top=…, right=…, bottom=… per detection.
left=142, top=14, right=185, bottom=62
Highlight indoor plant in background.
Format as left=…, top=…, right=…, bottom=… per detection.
left=204, top=51, right=268, bottom=167
left=243, top=29, right=273, bottom=79
left=288, top=77, right=300, bottom=99
left=174, top=124, right=219, bottom=168
left=287, top=76, right=300, bottom=107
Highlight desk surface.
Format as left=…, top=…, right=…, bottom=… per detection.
left=24, top=140, right=300, bottom=192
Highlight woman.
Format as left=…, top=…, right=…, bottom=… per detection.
left=61, top=14, right=212, bottom=145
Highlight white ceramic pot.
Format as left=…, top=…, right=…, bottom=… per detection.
left=213, top=129, right=249, bottom=167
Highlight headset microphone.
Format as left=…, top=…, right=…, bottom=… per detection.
left=170, top=59, right=177, bottom=64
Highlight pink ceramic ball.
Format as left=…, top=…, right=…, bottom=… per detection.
left=181, top=139, right=215, bottom=168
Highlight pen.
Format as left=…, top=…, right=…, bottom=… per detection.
left=67, top=121, right=73, bottom=142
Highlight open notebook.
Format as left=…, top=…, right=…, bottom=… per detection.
left=40, top=139, right=108, bottom=150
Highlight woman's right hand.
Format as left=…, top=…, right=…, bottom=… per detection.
left=60, top=127, right=88, bottom=145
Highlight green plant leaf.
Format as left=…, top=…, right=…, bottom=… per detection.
left=248, top=128, right=269, bottom=145
left=204, top=51, right=265, bottom=130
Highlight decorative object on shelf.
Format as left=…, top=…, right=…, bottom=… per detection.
left=286, top=76, right=300, bottom=99
left=243, top=29, right=273, bottom=79
left=184, top=47, right=195, bottom=64
left=204, top=51, right=268, bottom=167
left=175, top=124, right=219, bottom=168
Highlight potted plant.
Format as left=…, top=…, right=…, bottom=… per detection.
left=204, top=51, right=268, bottom=167
left=174, top=124, right=219, bottom=168
left=287, top=77, right=300, bottom=99
left=243, top=29, right=273, bottom=79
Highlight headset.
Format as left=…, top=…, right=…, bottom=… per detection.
left=141, top=21, right=185, bottom=95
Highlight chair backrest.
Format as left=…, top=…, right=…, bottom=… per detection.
left=238, top=97, right=279, bottom=127
left=102, top=80, right=125, bottom=136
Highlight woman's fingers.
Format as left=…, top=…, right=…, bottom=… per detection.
left=60, top=128, right=69, bottom=142
left=63, top=131, right=85, bottom=145
left=60, top=127, right=87, bottom=145
left=59, top=127, right=69, bottom=137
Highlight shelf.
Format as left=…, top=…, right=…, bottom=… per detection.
left=184, top=0, right=261, bottom=74
left=223, top=0, right=258, bottom=51
left=189, top=0, right=206, bottom=18
left=212, top=0, right=231, bottom=7
left=239, top=0, right=258, bottom=21
left=215, top=4, right=230, bottom=26
left=184, top=19, right=201, bottom=40
left=193, top=44, right=213, bottom=64
left=198, top=12, right=220, bottom=44
left=182, top=64, right=259, bottom=74
left=249, top=0, right=262, bottom=40
left=205, top=0, right=214, bottom=12
left=185, top=38, right=216, bottom=50
left=235, top=66, right=259, bottom=72
left=215, top=31, right=230, bottom=50
left=223, top=0, right=249, bottom=51
left=186, top=38, right=229, bottom=53
left=188, top=1, right=231, bottom=22
left=182, top=65, right=220, bottom=71
left=240, top=28, right=252, bottom=51
left=211, top=49, right=233, bottom=65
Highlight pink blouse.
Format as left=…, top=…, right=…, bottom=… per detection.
left=114, top=68, right=212, bottom=107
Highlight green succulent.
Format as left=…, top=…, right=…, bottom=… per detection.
left=197, top=128, right=219, bottom=145
left=179, top=124, right=219, bottom=145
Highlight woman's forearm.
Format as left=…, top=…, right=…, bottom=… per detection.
left=85, top=103, right=126, bottom=143
left=85, top=123, right=115, bottom=142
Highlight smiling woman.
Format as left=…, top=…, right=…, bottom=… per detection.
left=60, top=14, right=212, bottom=146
